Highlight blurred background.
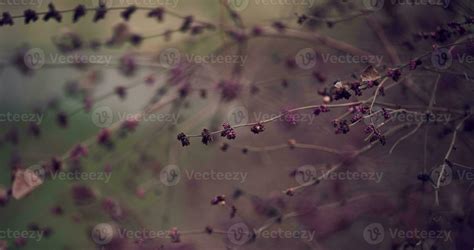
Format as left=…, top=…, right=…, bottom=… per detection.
left=0, top=0, right=473, bottom=249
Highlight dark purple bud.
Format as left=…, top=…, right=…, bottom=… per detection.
left=94, top=3, right=107, bottom=22
left=148, top=7, right=164, bottom=22
left=73, top=5, right=86, bottom=23
left=250, top=123, right=265, bottom=134
left=56, top=112, right=68, bottom=128
left=0, top=12, right=14, bottom=26
left=221, top=123, right=236, bottom=140
left=201, top=129, right=213, bottom=145
left=180, top=16, right=193, bottom=32
left=43, top=3, right=62, bottom=22
left=24, top=9, right=39, bottom=24
left=121, top=5, right=137, bottom=21
left=177, top=132, right=190, bottom=146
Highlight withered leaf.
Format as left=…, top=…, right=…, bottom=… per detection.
left=360, top=65, right=381, bottom=82
left=12, top=169, right=43, bottom=200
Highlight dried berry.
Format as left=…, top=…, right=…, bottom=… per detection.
left=177, top=132, right=190, bottom=146
left=250, top=123, right=265, bottom=134
left=201, top=129, right=213, bottom=145
left=43, top=3, right=62, bottom=22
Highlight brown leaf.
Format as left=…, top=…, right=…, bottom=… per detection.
left=12, top=169, right=43, bottom=200
left=360, top=65, right=381, bottom=82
